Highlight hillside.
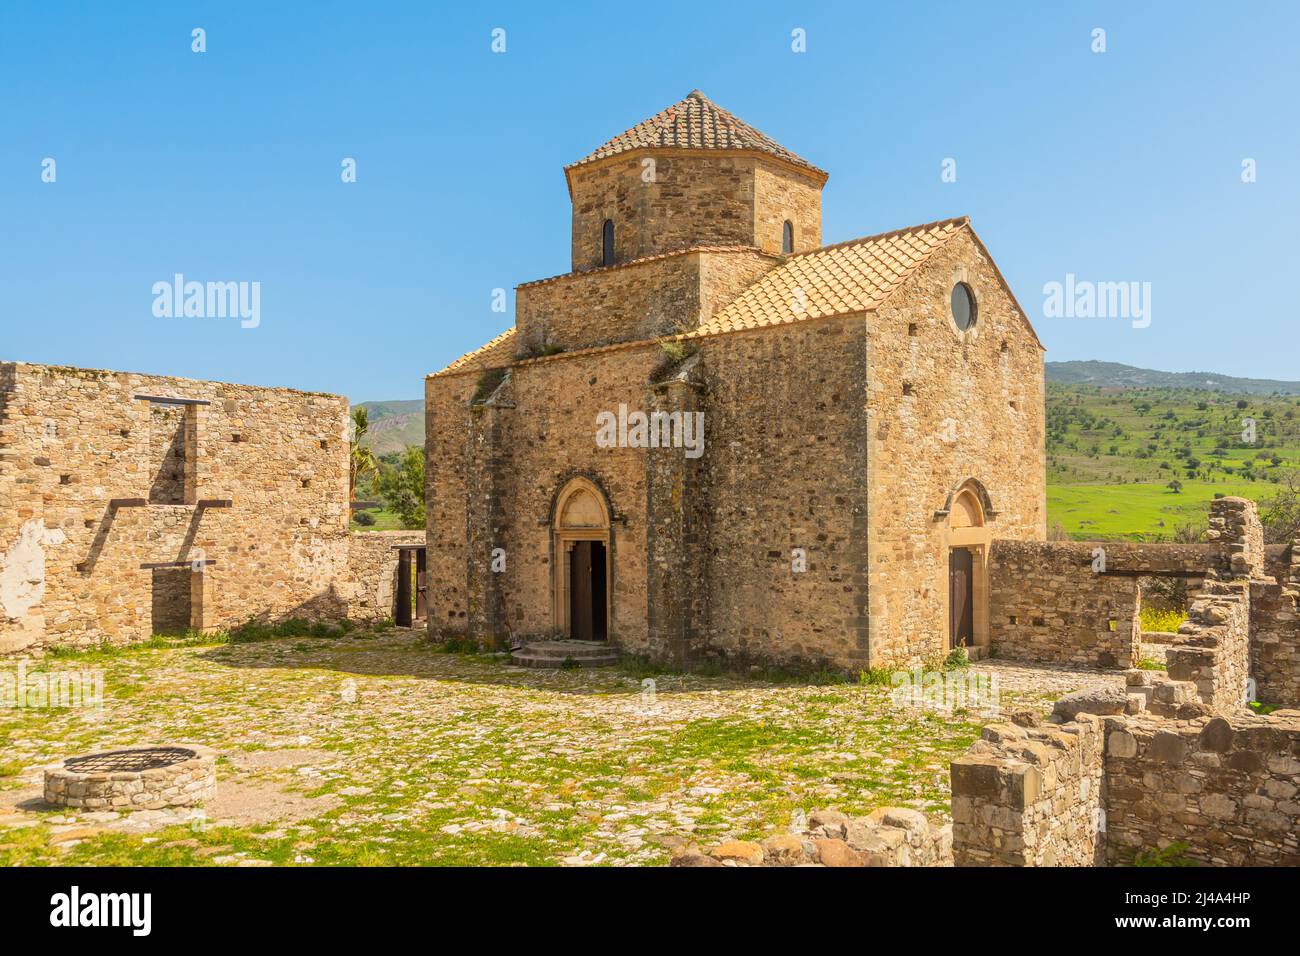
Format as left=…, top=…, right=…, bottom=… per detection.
left=354, top=399, right=423, bottom=456
left=1046, top=382, right=1299, bottom=539
left=1046, top=361, right=1300, bottom=396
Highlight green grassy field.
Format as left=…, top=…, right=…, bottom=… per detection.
left=1046, top=384, right=1300, bottom=540
left=349, top=508, right=408, bottom=531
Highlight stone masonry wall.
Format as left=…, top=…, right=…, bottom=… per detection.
left=1165, top=581, right=1252, bottom=712
left=0, top=362, right=352, bottom=652
left=951, top=716, right=1106, bottom=866
left=1104, top=711, right=1300, bottom=866
left=988, top=541, right=1227, bottom=668
left=1207, top=495, right=1264, bottom=578
left=345, top=531, right=424, bottom=623
left=1250, top=543, right=1300, bottom=708
left=425, top=343, right=658, bottom=652
left=516, top=248, right=774, bottom=354
left=427, top=315, right=878, bottom=669
left=865, top=230, right=1045, bottom=665
left=568, top=152, right=822, bottom=271
left=692, top=316, right=871, bottom=668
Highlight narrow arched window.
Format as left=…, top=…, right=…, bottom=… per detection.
left=601, top=218, right=615, bottom=266
left=782, top=220, right=794, bottom=254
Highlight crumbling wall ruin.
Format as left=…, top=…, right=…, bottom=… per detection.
left=950, top=701, right=1300, bottom=866
left=0, top=362, right=411, bottom=652
left=1165, top=580, right=1252, bottom=712
left=1250, top=543, right=1300, bottom=708
left=1104, top=712, right=1300, bottom=866
left=951, top=716, right=1105, bottom=866
left=345, top=530, right=424, bottom=623
left=987, top=541, right=1225, bottom=668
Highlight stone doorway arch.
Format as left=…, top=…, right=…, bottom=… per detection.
left=942, top=479, right=994, bottom=653
left=551, top=477, right=613, bottom=641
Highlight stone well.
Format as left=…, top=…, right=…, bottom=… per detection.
left=44, top=745, right=217, bottom=810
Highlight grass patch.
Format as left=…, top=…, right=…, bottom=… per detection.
left=1133, top=841, right=1196, bottom=867
left=228, top=617, right=353, bottom=644
left=350, top=508, right=405, bottom=531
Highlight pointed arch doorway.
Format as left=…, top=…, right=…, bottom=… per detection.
left=552, top=477, right=612, bottom=641
left=944, top=480, right=993, bottom=652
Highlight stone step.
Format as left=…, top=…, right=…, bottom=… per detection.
left=510, top=641, right=620, bottom=669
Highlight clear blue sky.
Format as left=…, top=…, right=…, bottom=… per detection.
left=2, top=1, right=1297, bottom=402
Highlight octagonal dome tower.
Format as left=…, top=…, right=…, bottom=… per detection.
left=563, top=90, right=827, bottom=271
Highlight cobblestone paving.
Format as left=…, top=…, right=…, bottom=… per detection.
left=0, top=632, right=1121, bottom=866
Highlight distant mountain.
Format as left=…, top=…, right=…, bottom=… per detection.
left=354, top=399, right=423, bottom=456
left=1046, top=361, right=1300, bottom=396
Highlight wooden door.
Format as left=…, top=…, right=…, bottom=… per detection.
left=414, top=548, right=428, bottom=624
left=949, top=548, right=973, bottom=649
left=395, top=549, right=412, bottom=627
left=591, top=541, right=607, bottom=641
left=569, top=541, right=594, bottom=640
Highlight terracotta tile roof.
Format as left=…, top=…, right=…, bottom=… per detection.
left=432, top=327, right=516, bottom=376
left=696, top=217, right=970, bottom=335
left=431, top=216, right=1041, bottom=378
left=566, top=90, right=825, bottom=177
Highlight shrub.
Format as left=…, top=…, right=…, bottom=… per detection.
left=1140, top=607, right=1187, bottom=634
left=228, top=617, right=351, bottom=644
left=353, top=510, right=376, bottom=526
left=436, top=636, right=481, bottom=654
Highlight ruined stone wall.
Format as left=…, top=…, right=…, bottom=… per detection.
left=1166, top=581, right=1252, bottom=712
left=568, top=152, right=822, bottom=271
left=1105, top=712, right=1300, bottom=866
left=1208, top=495, right=1264, bottom=578
left=345, top=531, right=423, bottom=623
left=865, top=231, right=1046, bottom=665
left=1250, top=544, right=1300, bottom=707
left=0, top=362, right=350, bottom=652
left=988, top=541, right=1226, bottom=667
left=989, top=542, right=1140, bottom=667
left=951, top=716, right=1106, bottom=866
left=516, top=249, right=774, bottom=354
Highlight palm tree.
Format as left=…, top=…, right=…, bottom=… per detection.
left=349, top=407, right=378, bottom=502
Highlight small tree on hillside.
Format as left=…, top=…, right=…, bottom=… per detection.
left=349, top=407, right=378, bottom=501
left=1261, top=471, right=1300, bottom=544
left=377, top=446, right=425, bottom=530
left=1166, top=479, right=1183, bottom=494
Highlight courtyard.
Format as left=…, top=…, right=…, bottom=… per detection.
left=0, top=630, right=1120, bottom=866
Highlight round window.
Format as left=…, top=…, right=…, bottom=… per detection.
left=951, top=282, right=976, bottom=331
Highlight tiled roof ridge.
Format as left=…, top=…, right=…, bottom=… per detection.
left=789, top=216, right=971, bottom=259
left=515, top=244, right=777, bottom=290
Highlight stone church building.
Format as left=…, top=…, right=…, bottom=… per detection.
left=426, top=91, right=1046, bottom=668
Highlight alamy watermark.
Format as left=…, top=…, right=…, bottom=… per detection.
left=152, top=274, right=260, bottom=328
left=1, top=660, right=103, bottom=709
left=1042, top=274, right=1151, bottom=329
left=890, top=666, right=1000, bottom=716
left=596, top=404, right=705, bottom=459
